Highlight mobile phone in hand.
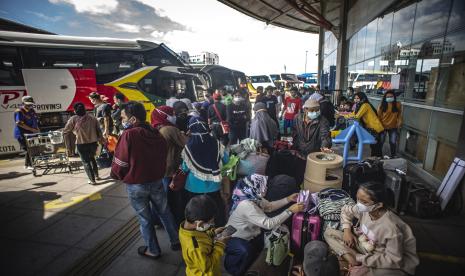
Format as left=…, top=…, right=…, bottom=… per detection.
left=216, top=225, right=237, bottom=238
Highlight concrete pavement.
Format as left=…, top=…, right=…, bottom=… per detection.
left=0, top=157, right=187, bottom=276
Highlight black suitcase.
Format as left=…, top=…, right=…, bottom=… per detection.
left=405, top=182, right=442, bottom=218
left=342, top=159, right=385, bottom=199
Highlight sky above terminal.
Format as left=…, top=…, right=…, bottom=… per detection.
left=0, top=0, right=319, bottom=75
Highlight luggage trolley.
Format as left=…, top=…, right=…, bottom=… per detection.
left=24, top=130, right=72, bottom=176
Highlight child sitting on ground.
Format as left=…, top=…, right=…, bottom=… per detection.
left=179, top=195, right=231, bottom=276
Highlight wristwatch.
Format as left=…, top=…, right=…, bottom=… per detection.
left=285, top=209, right=293, bottom=216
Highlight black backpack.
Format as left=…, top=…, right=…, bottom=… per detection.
left=265, top=174, right=299, bottom=217
left=342, top=159, right=385, bottom=199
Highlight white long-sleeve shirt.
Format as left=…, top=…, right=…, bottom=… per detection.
left=341, top=205, right=419, bottom=275
left=227, top=198, right=291, bottom=241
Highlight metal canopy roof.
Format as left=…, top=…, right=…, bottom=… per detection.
left=217, top=0, right=342, bottom=38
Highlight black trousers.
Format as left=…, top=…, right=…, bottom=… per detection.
left=76, top=142, right=99, bottom=182
left=17, top=137, right=31, bottom=167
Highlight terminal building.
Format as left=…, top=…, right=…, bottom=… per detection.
left=219, top=0, right=465, bottom=196
left=178, top=51, right=220, bottom=65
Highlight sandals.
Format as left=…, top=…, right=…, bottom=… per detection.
left=137, top=246, right=161, bottom=260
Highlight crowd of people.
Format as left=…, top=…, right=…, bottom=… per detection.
left=12, top=85, right=412, bottom=276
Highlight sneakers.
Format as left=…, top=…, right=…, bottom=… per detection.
left=25, top=166, right=34, bottom=170
left=88, top=180, right=97, bottom=185
left=96, top=176, right=102, bottom=180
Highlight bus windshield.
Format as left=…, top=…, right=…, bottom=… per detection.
left=250, top=75, right=271, bottom=83
left=281, top=73, right=298, bottom=81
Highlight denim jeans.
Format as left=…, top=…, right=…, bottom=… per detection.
left=224, top=234, right=264, bottom=276
left=126, top=179, right=179, bottom=255
left=381, top=128, right=398, bottom=157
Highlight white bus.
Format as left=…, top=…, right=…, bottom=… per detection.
left=0, top=31, right=204, bottom=155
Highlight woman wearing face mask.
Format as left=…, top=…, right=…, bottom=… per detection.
left=324, top=182, right=419, bottom=276
left=63, top=102, right=104, bottom=184
left=352, top=92, right=385, bottom=157
left=181, top=117, right=230, bottom=227
left=227, top=90, right=250, bottom=145
left=151, top=106, right=188, bottom=223
left=377, top=90, right=402, bottom=158
left=292, top=99, right=332, bottom=157
left=224, top=174, right=303, bottom=276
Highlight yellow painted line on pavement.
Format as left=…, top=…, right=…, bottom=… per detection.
left=418, top=252, right=465, bottom=264
left=44, top=192, right=102, bottom=210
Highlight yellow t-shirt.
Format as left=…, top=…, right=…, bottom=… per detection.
left=377, top=102, right=402, bottom=130
left=179, top=224, right=225, bottom=276
left=354, top=103, right=384, bottom=133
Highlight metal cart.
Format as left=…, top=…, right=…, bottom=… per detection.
left=24, top=130, right=73, bottom=176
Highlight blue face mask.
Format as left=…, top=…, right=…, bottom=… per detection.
left=122, top=121, right=132, bottom=129
left=386, top=97, right=394, bottom=103
left=307, top=111, right=320, bottom=120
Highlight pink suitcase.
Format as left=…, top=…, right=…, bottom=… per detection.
left=291, top=212, right=321, bottom=257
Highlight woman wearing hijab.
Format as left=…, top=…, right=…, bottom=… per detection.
left=181, top=117, right=229, bottom=226
left=249, top=102, right=278, bottom=152
left=150, top=105, right=177, bottom=130
left=63, top=102, right=104, bottom=185
left=224, top=174, right=303, bottom=276
left=151, top=106, right=188, bottom=223
left=352, top=92, right=384, bottom=157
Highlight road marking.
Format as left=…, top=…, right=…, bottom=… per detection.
left=44, top=192, right=102, bottom=210
left=418, top=252, right=465, bottom=264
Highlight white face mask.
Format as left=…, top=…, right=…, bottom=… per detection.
left=307, top=111, right=320, bottom=120
left=196, top=221, right=214, bottom=232
left=356, top=201, right=378, bottom=213
left=167, top=115, right=177, bottom=125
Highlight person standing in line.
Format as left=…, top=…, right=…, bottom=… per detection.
left=14, top=96, right=39, bottom=170
left=208, top=92, right=229, bottom=146
left=281, top=87, right=302, bottom=136
left=352, top=92, right=384, bottom=157
left=63, top=102, right=104, bottom=185
left=227, top=90, right=250, bottom=145
left=200, top=89, right=214, bottom=122
left=111, top=92, right=126, bottom=135
left=255, top=86, right=265, bottom=103
left=377, top=90, right=402, bottom=158
left=249, top=102, right=279, bottom=153
left=309, top=92, right=336, bottom=128
left=151, top=105, right=187, bottom=224
left=260, top=86, right=279, bottom=125
left=88, top=92, right=113, bottom=139
left=273, top=89, right=283, bottom=116
left=292, top=99, right=332, bottom=157
left=111, top=101, right=180, bottom=259
left=181, top=117, right=229, bottom=227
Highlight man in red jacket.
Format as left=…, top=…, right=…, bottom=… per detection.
left=111, top=101, right=180, bottom=259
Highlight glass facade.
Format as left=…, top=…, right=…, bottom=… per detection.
left=342, top=0, right=465, bottom=179
left=321, top=31, right=338, bottom=90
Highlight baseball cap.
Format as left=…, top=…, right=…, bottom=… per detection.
left=253, top=102, right=266, bottom=112
left=303, top=241, right=339, bottom=276
left=22, top=96, right=35, bottom=105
